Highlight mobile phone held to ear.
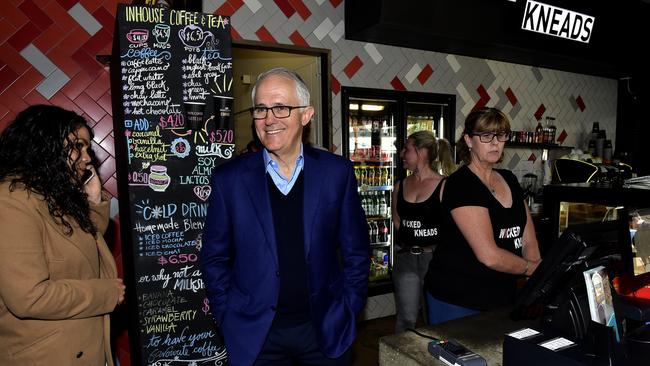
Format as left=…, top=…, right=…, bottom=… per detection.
left=82, top=169, right=95, bottom=185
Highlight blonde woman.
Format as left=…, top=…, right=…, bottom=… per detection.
left=391, top=130, right=455, bottom=333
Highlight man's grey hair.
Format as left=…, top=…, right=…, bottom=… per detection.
left=251, top=67, right=311, bottom=106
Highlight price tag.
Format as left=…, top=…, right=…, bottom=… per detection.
left=539, top=337, right=575, bottom=351
left=507, top=328, right=540, bottom=340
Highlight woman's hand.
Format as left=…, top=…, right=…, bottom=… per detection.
left=526, top=258, right=542, bottom=276
left=114, top=278, right=126, bottom=305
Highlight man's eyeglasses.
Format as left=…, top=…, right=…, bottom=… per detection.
left=470, top=132, right=510, bottom=143
left=250, top=105, right=307, bottom=120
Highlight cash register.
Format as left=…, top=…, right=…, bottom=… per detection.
left=507, top=213, right=650, bottom=365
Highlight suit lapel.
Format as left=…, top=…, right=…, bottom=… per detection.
left=303, top=148, right=323, bottom=258
left=241, top=153, right=278, bottom=266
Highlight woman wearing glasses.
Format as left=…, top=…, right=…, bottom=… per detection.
left=424, top=107, right=541, bottom=324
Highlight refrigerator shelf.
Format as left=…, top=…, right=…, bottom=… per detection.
left=359, top=185, right=393, bottom=192
left=350, top=158, right=394, bottom=165
left=368, top=279, right=394, bottom=295
left=369, top=274, right=391, bottom=282
left=371, top=242, right=391, bottom=248
left=366, top=215, right=391, bottom=221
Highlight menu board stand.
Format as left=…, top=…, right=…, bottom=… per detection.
left=111, top=5, right=233, bottom=365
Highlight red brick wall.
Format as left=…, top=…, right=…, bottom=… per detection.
left=0, top=0, right=129, bottom=197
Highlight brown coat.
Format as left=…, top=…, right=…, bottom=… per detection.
left=0, top=182, right=119, bottom=366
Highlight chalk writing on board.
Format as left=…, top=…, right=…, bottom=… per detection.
left=116, top=5, right=231, bottom=365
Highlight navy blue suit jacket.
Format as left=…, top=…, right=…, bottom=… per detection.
left=201, top=147, right=370, bottom=366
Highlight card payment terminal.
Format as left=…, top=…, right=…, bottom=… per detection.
left=428, top=339, right=487, bottom=366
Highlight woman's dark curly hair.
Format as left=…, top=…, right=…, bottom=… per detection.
left=0, top=105, right=97, bottom=236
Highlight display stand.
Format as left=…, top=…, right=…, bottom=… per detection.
left=584, top=320, right=624, bottom=365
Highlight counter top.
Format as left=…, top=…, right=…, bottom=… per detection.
left=378, top=309, right=537, bottom=365
left=543, top=183, right=650, bottom=205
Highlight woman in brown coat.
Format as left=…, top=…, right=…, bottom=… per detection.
left=0, top=105, right=126, bottom=365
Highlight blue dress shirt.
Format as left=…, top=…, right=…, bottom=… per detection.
left=263, top=144, right=304, bottom=195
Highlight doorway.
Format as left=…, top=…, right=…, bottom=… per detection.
left=231, top=41, right=331, bottom=154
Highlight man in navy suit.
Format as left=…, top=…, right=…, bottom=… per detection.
left=201, top=67, right=370, bottom=366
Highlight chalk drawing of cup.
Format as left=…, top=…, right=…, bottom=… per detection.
left=152, top=24, right=170, bottom=45
left=184, top=101, right=206, bottom=131
left=179, top=25, right=211, bottom=48
left=126, top=29, right=149, bottom=44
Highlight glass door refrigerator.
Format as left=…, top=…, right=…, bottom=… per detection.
left=341, top=87, right=456, bottom=294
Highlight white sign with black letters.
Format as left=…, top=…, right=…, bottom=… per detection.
left=521, top=0, right=595, bottom=43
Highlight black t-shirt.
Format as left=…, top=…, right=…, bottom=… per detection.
left=425, top=165, right=527, bottom=310
left=396, top=178, right=445, bottom=249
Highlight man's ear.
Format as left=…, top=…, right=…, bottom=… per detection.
left=301, top=106, right=315, bottom=126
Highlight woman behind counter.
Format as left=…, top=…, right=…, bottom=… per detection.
left=425, top=107, right=541, bottom=324
left=0, top=105, right=125, bottom=365
left=392, top=131, right=455, bottom=333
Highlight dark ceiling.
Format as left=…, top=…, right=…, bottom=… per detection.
left=345, top=0, right=650, bottom=81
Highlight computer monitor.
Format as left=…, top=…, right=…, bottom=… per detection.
left=511, top=217, right=631, bottom=321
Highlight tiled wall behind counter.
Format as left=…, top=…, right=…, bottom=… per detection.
left=0, top=0, right=619, bottom=192
left=203, top=0, right=618, bottom=178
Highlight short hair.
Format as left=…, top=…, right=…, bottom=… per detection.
left=251, top=67, right=311, bottom=106
left=457, top=107, right=511, bottom=164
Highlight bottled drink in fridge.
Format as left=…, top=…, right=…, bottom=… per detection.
left=371, top=192, right=379, bottom=216
left=384, top=167, right=391, bottom=186
left=371, top=119, right=381, bottom=148
left=378, top=220, right=390, bottom=243
left=384, top=219, right=391, bottom=243
left=371, top=221, right=379, bottom=243
left=376, top=221, right=382, bottom=243
left=379, top=193, right=388, bottom=217
left=357, top=167, right=363, bottom=186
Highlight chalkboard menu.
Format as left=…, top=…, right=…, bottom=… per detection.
left=111, top=5, right=232, bottom=365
